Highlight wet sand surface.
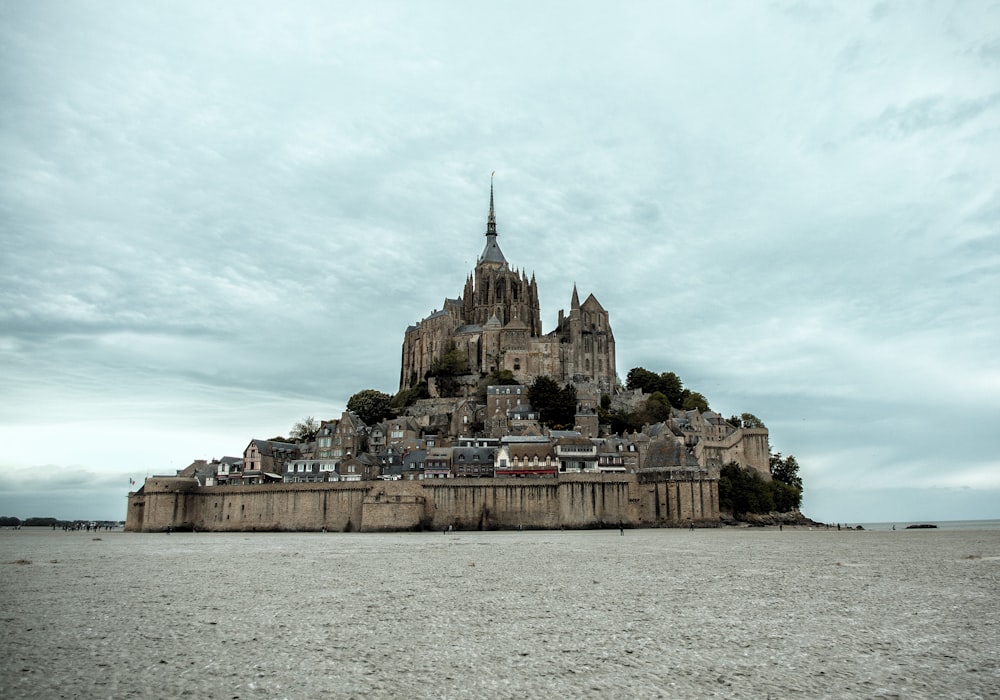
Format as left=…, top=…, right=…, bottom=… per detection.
left=1, top=527, right=998, bottom=699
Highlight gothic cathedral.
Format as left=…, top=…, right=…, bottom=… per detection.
left=400, top=179, right=617, bottom=394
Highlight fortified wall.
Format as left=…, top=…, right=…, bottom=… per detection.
left=126, top=472, right=719, bottom=532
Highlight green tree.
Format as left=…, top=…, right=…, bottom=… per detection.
left=658, top=372, right=685, bottom=408
left=742, top=413, right=766, bottom=428
left=769, top=479, right=802, bottom=512
left=770, top=453, right=803, bottom=493
left=23, top=517, right=60, bottom=527
left=626, top=367, right=661, bottom=393
left=290, top=416, right=320, bottom=442
left=606, top=409, right=643, bottom=434
left=346, top=389, right=394, bottom=426
left=476, top=369, right=519, bottom=402
left=426, top=344, right=470, bottom=397
left=626, top=367, right=687, bottom=408
left=558, top=383, right=578, bottom=428
left=680, top=390, right=709, bottom=413
left=391, top=382, right=429, bottom=409
left=643, top=391, right=672, bottom=423
left=528, top=376, right=577, bottom=429
left=719, top=463, right=775, bottom=515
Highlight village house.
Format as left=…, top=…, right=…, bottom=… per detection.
left=283, top=458, right=339, bottom=483
left=452, top=442, right=496, bottom=478
left=242, top=439, right=299, bottom=484
left=424, top=447, right=452, bottom=478
left=553, top=433, right=599, bottom=473
left=400, top=449, right=427, bottom=480
left=211, top=456, right=243, bottom=484
left=495, top=436, right=556, bottom=477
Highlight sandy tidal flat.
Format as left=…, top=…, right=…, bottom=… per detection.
left=1, top=527, right=998, bottom=699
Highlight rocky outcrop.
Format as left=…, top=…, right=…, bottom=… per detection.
left=720, top=510, right=824, bottom=528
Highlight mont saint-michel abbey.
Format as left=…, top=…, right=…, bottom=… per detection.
left=126, top=179, right=775, bottom=534
left=400, top=182, right=617, bottom=394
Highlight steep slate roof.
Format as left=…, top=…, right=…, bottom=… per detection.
left=251, top=439, right=300, bottom=458
left=479, top=236, right=506, bottom=264
left=453, top=446, right=496, bottom=463
left=555, top=435, right=594, bottom=448
left=341, top=411, right=367, bottom=431
left=501, top=435, right=550, bottom=444
left=643, top=439, right=701, bottom=469
left=508, top=403, right=536, bottom=418
left=176, top=460, right=207, bottom=478
left=386, top=416, right=421, bottom=433
left=506, top=442, right=553, bottom=460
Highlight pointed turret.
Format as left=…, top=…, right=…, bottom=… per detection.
left=571, top=284, right=581, bottom=310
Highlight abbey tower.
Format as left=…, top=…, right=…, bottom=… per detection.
left=400, top=179, right=617, bottom=394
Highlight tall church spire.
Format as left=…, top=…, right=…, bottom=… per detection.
left=478, top=171, right=506, bottom=265
left=486, top=170, right=497, bottom=237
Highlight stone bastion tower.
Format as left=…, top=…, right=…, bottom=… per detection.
left=399, top=178, right=616, bottom=393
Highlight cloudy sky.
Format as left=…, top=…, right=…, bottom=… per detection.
left=2, top=1, right=997, bottom=524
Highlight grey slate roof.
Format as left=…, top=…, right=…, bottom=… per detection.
left=453, top=446, right=496, bottom=462
left=478, top=234, right=507, bottom=264
left=643, top=439, right=701, bottom=469
left=549, top=430, right=583, bottom=439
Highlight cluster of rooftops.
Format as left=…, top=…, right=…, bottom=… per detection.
left=161, top=392, right=762, bottom=487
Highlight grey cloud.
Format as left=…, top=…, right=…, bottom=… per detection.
left=1, top=2, right=998, bottom=524
left=858, top=92, right=1000, bottom=138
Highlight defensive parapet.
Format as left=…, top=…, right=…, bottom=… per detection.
left=126, top=471, right=719, bottom=532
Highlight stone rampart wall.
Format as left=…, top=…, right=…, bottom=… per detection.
left=126, top=473, right=719, bottom=532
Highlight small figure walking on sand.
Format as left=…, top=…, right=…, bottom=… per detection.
left=619, top=523, right=624, bottom=536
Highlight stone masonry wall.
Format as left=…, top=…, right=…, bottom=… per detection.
left=126, top=473, right=719, bottom=532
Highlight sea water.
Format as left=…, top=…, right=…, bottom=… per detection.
left=854, top=519, right=1000, bottom=531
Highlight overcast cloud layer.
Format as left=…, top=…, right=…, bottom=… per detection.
left=2, top=1, right=998, bottom=523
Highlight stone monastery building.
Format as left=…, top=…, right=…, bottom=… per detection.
left=400, top=180, right=617, bottom=394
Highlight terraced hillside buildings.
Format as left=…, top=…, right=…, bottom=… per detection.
left=126, top=179, right=773, bottom=533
